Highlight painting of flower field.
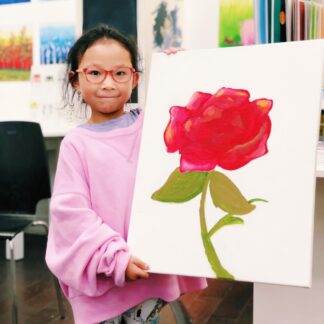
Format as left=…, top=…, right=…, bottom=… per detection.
left=128, top=41, right=324, bottom=287
left=0, top=25, right=32, bottom=81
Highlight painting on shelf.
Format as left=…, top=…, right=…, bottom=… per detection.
left=40, top=24, right=75, bottom=65
left=0, top=0, right=30, bottom=4
left=219, top=0, right=254, bottom=47
left=128, top=40, right=324, bottom=287
left=0, top=25, right=32, bottom=81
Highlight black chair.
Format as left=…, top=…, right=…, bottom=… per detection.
left=0, top=121, right=65, bottom=323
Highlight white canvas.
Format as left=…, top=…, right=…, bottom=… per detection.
left=128, top=40, right=324, bottom=287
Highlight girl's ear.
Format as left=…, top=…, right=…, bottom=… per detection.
left=72, top=80, right=80, bottom=92
left=132, top=72, right=139, bottom=90
left=69, top=71, right=80, bottom=91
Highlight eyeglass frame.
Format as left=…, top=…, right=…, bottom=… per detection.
left=72, top=66, right=137, bottom=84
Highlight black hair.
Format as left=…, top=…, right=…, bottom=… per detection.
left=62, top=24, right=140, bottom=113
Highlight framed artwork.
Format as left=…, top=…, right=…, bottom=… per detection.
left=128, top=40, right=324, bottom=287
left=219, top=0, right=254, bottom=47
left=40, top=24, right=75, bottom=65
left=0, top=0, right=30, bottom=4
left=152, top=0, right=184, bottom=50
left=0, top=25, right=32, bottom=81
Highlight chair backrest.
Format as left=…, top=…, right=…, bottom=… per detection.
left=0, top=121, right=51, bottom=214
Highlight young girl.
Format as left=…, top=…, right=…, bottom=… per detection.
left=45, top=24, right=207, bottom=324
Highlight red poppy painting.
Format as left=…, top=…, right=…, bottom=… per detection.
left=151, top=87, right=273, bottom=278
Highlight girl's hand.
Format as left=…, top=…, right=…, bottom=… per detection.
left=163, top=47, right=185, bottom=55
left=125, top=256, right=150, bottom=281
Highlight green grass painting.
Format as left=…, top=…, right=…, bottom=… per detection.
left=0, top=69, right=30, bottom=81
left=219, top=0, right=254, bottom=47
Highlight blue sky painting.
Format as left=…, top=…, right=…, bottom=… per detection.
left=40, top=24, right=75, bottom=65
left=0, top=0, right=30, bottom=4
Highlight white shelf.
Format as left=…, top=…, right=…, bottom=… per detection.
left=317, top=142, right=324, bottom=178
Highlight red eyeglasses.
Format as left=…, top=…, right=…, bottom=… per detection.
left=74, top=65, right=136, bottom=84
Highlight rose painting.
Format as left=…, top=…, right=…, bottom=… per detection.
left=151, top=87, right=273, bottom=279
left=128, top=43, right=322, bottom=286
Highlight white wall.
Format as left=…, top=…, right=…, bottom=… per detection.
left=0, top=0, right=82, bottom=122
left=254, top=178, right=324, bottom=324
left=0, top=0, right=220, bottom=121
left=184, top=0, right=219, bottom=49
left=137, top=0, right=220, bottom=106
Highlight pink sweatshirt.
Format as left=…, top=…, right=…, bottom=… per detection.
left=45, top=112, right=207, bottom=324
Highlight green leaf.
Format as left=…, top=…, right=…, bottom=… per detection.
left=209, top=171, right=255, bottom=215
left=209, top=214, right=244, bottom=237
left=151, top=167, right=208, bottom=203
left=222, top=216, right=244, bottom=226
left=248, top=198, right=268, bottom=204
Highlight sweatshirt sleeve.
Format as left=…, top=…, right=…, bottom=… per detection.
left=45, top=138, right=131, bottom=297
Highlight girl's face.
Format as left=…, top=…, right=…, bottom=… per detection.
left=74, top=38, right=139, bottom=124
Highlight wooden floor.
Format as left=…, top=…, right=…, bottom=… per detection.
left=0, top=235, right=252, bottom=324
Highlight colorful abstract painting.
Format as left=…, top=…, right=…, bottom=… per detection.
left=40, top=24, right=75, bottom=65
left=128, top=41, right=324, bottom=287
left=0, top=25, right=32, bottom=81
left=219, top=0, right=255, bottom=47
left=0, top=0, right=30, bottom=4
left=152, top=0, right=184, bottom=50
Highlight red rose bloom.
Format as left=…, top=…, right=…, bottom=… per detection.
left=164, top=87, right=273, bottom=172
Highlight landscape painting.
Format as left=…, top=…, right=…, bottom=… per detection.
left=40, top=24, right=75, bottom=65
left=0, top=25, right=32, bottom=81
left=219, top=0, right=255, bottom=47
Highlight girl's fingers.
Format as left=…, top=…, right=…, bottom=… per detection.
left=136, top=268, right=149, bottom=279
left=163, top=47, right=185, bottom=55
left=132, top=257, right=150, bottom=270
left=125, top=256, right=150, bottom=281
left=126, top=265, right=149, bottom=281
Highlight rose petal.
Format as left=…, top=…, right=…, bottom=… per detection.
left=164, top=106, right=190, bottom=152
left=180, top=155, right=217, bottom=172
left=218, top=118, right=272, bottom=170
left=179, top=143, right=218, bottom=172
left=187, top=92, right=212, bottom=111
left=214, top=87, right=250, bottom=102
left=253, top=99, right=273, bottom=114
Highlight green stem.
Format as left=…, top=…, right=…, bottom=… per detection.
left=200, top=174, right=234, bottom=279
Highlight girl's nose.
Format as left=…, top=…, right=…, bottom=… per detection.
left=101, top=72, right=116, bottom=89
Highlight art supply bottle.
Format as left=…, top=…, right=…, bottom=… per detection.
left=30, top=73, right=42, bottom=121
left=42, top=74, right=55, bottom=118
